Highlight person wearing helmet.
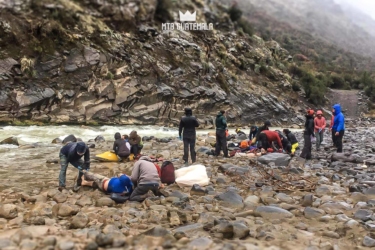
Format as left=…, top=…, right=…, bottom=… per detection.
left=179, top=107, right=199, bottom=165
left=249, top=125, right=258, bottom=140
left=300, top=109, right=315, bottom=159
left=331, top=104, right=345, bottom=153
left=252, top=121, right=271, bottom=145
left=59, top=141, right=90, bottom=192
left=314, top=110, right=326, bottom=151
left=235, top=128, right=246, bottom=136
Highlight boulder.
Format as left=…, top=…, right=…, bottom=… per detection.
left=0, top=204, right=18, bottom=219
left=70, top=212, right=88, bottom=229
left=94, top=135, right=105, bottom=143
left=218, top=164, right=249, bottom=176
left=257, top=153, right=291, bottom=166
left=0, top=137, right=19, bottom=146
left=96, top=197, right=115, bottom=207
left=254, top=206, right=294, bottom=219
left=62, top=135, right=77, bottom=144
left=214, top=190, right=244, bottom=209
left=51, top=138, right=62, bottom=144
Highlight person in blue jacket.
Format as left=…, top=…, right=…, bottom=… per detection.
left=82, top=170, right=133, bottom=195
left=331, top=104, right=345, bottom=153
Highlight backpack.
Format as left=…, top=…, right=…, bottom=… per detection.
left=160, top=161, right=175, bottom=185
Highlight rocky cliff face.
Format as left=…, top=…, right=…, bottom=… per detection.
left=0, top=0, right=311, bottom=127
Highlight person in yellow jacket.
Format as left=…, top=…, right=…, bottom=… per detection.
left=283, top=129, right=299, bottom=155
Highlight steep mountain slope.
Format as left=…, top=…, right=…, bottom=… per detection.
left=240, top=0, right=375, bottom=60
left=0, top=0, right=314, bottom=127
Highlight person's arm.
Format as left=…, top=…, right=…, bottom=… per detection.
left=195, top=117, right=199, bottom=127
left=314, top=118, right=320, bottom=130
left=179, top=119, right=183, bottom=138
left=330, top=116, right=334, bottom=129
left=309, top=120, right=315, bottom=136
left=135, top=135, right=141, bottom=145
left=130, top=161, right=141, bottom=185
left=276, top=135, right=283, bottom=149
left=84, top=147, right=90, bottom=169
left=336, top=115, right=344, bottom=132
left=222, top=117, right=227, bottom=129
left=113, top=141, right=117, bottom=153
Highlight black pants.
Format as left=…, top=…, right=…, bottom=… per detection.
left=332, top=129, right=337, bottom=147
left=129, top=183, right=160, bottom=202
left=257, top=133, right=269, bottom=150
left=131, top=144, right=143, bottom=155
left=300, top=134, right=312, bottom=159
left=215, top=129, right=228, bottom=157
left=183, top=138, right=196, bottom=163
left=335, top=130, right=344, bottom=153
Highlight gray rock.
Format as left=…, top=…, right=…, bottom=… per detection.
left=254, top=206, right=294, bottom=219
left=0, top=239, right=15, bottom=249
left=84, top=241, right=98, bottom=250
left=174, top=223, right=203, bottom=237
left=143, top=226, right=171, bottom=237
left=52, top=203, right=79, bottom=217
left=95, top=233, right=113, bottom=247
left=94, top=135, right=105, bottom=143
left=58, top=241, right=75, bottom=250
left=363, top=236, right=375, bottom=247
left=215, top=190, right=244, bottom=209
left=96, top=197, right=115, bottom=207
left=354, top=209, right=373, bottom=221
left=218, top=164, right=249, bottom=176
left=42, top=237, right=56, bottom=247
left=232, top=222, right=249, bottom=239
left=301, top=194, right=314, bottom=207
left=53, top=193, right=67, bottom=203
left=304, top=207, right=325, bottom=219
left=275, top=193, right=294, bottom=204
left=257, top=153, right=291, bottom=166
left=187, top=237, right=213, bottom=249
left=20, top=239, right=38, bottom=250
left=70, top=212, right=89, bottom=229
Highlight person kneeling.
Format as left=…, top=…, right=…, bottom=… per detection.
left=129, top=156, right=164, bottom=202
left=82, top=170, right=133, bottom=195
left=113, top=132, right=130, bottom=161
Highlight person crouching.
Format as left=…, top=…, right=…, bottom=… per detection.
left=129, top=156, right=163, bottom=202
left=283, top=129, right=299, bottom=155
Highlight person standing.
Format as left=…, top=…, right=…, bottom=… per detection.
left=332, top=104, right=345, bottom=153
left=178, top=107, right=199, bottom=164
left=300, top=110, right=315, bottom=160
left=59, top=141, right=90, bottom=192
left=215, top=110, right=228, bottom=158
left=314, top=110, right=326, bottom=151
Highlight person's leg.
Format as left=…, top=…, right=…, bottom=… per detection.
left=291, top=143, right=298, bottom=155
left=336, top=131, right=344, bottom=153
left=70, top=159, right=84, bottom=186
left=83, top=171, right=108, bottom=191
left=215, top=131, right=221, bottom=156
left=131, top=145, right=139, bottom=155
left=219, top=130, right=228, bottom=157
left=58, top=154, right=68, bottom=188
left=183, top=138, right=189, bottom=163
left=300, top=134, right=311, bottom=159
left=332, top=129, right=336, bottom=147
left=320, top=131, right=324, bottom=143
left=190, top=138, right=196, bottom=163
left=315, top=132, right=320, bottom=150
left=129, top=185, right=151, bottom=202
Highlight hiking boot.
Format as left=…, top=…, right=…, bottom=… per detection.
left=58, top=186, right=66, bottom=192
left=92, top=182, right=99, bottom=189
left=73, top=184, right=81, bottom=192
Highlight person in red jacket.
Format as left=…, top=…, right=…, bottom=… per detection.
left=257, top=130, right=283, bottom=152
left=314, top=110, right=326, bottom=151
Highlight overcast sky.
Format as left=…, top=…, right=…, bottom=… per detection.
left=335, top=0, right=375, bottom=19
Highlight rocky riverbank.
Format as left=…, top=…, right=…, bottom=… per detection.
left=1, top=126, right=375, bottom=249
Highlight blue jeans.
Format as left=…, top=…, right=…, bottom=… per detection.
left=59, top=153, right=84, bottom=187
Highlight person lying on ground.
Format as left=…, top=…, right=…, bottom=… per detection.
left=82, top=170, right=133, bottom=195
left=112, top=132, right=130, bottom=161
left=129, top=156, right=165, bottom=202
left=283, top=129, right=299, bottom=156
left=59, top=141, right=90, bottom=192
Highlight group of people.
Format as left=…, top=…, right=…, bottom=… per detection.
left=56, top=104, right=345, bottom=202
left=112, top=131, right=143, bottom=161
left=300, top=104, right=345, bottom=159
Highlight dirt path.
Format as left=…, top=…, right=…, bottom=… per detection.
left=328, top=89, right=359, bottom=118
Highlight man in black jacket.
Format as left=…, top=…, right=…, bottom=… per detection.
left=59, top=141, right=90, bottom=192
left=283, top=129, right=299, bottom=155
left=113, top=132, right=130, bottom=161
left=300, top=110, right=315, bottom=159
left=179, top=107, right=199, bottom=164
left=215, top=110, right=229, bottom=158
